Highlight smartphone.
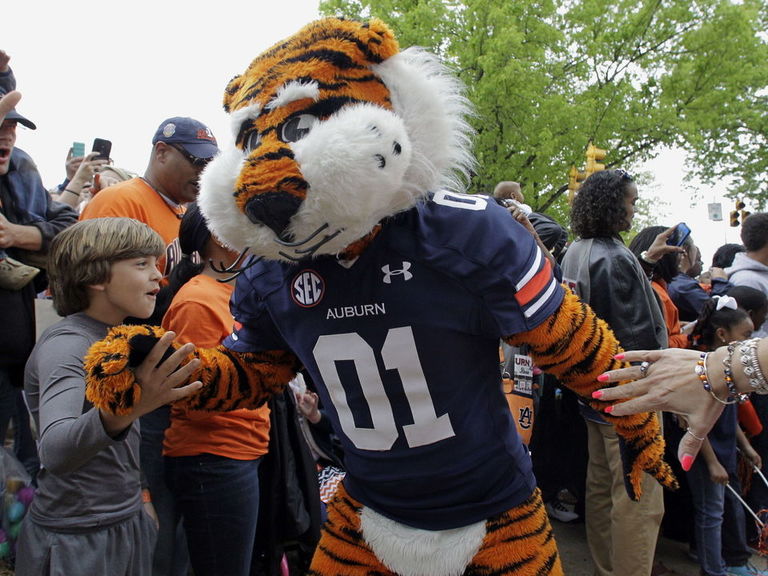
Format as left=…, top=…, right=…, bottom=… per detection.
left=71, top=141, right=85, bottom=158
left=91, top=138, right=112, bottom=161
left=668, top=222, right=692, bottom=246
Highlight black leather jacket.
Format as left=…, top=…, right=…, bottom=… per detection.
left=561, top=236, right=667, bottom=353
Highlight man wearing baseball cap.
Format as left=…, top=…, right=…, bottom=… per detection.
left=152, top=116, right=218, bottom=161
left=82, top=116, right=219, bottom=290
left=80, top=116, right=219, bottom=576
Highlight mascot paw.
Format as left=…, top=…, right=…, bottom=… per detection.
left=612, top=412, right=679, bottom=500
left=84, top=325, right=170, bottom=415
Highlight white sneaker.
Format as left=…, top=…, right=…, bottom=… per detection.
left=546, top=499, right=579, bottom=523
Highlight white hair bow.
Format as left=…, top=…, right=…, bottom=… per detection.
left=713, top=295, right=738, bottom=311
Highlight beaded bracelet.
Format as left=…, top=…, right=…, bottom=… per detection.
left=695, top=352, right=711, bottom=391
left=740, top=338, right=768, bottom=394
left=695, top=350, right=740, bottom=405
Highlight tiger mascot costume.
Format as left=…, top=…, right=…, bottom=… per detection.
left=85, top=17, right=677, bottom=576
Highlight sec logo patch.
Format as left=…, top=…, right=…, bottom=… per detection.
left=291, top=269, right=325, bottom=307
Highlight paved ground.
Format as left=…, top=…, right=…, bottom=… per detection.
left=552, top=518, right=768, bottom=576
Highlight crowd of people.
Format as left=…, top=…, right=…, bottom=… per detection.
left=2, top=40, right=768, bottom=576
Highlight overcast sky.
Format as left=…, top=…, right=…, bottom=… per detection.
left=5, top=0, right=742, bottom=262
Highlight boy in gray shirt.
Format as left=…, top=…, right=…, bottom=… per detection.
left=17, top=217, right=202, bottom=576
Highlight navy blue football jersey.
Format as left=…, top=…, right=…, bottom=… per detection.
left=225, top=191, right=563, bottom=530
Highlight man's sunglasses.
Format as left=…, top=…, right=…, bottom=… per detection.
left=167, top=143, right=212, bottom=168
left=614, top=168, right=634, bottom=181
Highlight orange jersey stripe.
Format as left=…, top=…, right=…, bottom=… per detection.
left=515, top=257, right=552, bottom=308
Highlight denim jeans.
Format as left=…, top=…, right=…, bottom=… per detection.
left=166, top=453, right=261, bottom=576
left=687, top=458, right=727, bottom=576
left=140, top=406, right=189, bottom=576
left=723, top=471, right=751, bottom=567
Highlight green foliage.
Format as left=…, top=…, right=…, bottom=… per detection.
left=319, top=0, right=768, bottom=215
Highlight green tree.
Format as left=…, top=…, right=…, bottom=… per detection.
left=318, top=0, right=768, bottom=222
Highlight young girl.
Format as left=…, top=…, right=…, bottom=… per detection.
left=687, top=295, right=765, bottom=576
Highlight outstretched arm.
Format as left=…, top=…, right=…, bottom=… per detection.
left=594, top=338, right=768, bottom=471
left=506, top=287, right=678, bottom=499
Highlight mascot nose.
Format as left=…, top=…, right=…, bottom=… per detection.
left=245, top=193, right=304, bottom=238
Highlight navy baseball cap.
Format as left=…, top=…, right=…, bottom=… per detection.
left=0, top=87, right=36, bottom=130
left=152, top=117, right=218, bottom=159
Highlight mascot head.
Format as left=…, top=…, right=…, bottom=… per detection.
left=199, top=17, right=475, bottom=262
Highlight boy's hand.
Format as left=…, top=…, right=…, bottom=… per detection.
left=98, top=331, right=202, bottom=436
left=132, top=331, right=202, bottom=412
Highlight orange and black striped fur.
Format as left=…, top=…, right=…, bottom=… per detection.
left=84, top=324, right=300, bottom=415
left=507, top=287, right=678, bottom=498
left=223, top=19, right=399, bottom=217
left=309, top=483, right=563, bottom=576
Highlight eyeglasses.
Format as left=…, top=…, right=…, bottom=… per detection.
left=614, top=168, right=633, bottom=182
left=167, top=143, right=211, bottom=169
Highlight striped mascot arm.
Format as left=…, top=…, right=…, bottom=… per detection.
left=84, top=324, right=301, bottom=415
left=505, top=287, right=678, bottom=499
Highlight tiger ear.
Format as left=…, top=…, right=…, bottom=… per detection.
left=362, top=18, right=400, bottom=61
left=223, top=74, right=244, bottom=113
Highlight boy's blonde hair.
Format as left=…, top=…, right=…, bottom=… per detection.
left=48, top=218, right=164, bottom=316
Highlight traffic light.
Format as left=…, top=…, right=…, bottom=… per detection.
left=585, top=143, right=607, bottom=177
left=729, top=199, right=750, bottom=226
left=568, top=165, right=587, bottom=203
left=736, top=199, right=750, bottom=222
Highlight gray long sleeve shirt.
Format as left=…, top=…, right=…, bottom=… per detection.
left=24, top=313, right=142, bottom=530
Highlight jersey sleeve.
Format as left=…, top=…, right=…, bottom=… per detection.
left=419, top=192, right=564, bottom=336
left=223, top=263, right=290, bottom=354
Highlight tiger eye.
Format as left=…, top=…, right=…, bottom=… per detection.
left=280, top=114, right=319, bottom=143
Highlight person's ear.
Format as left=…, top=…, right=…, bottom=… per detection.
left=154, top=142, right=171, bottom=163
left=715, top=326, right=728, bottom=345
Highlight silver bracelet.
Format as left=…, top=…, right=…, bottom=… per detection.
left=740, top=338, right=768, bottom=394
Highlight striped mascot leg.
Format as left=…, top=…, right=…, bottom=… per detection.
left=309, top=485, right=563, bottom=576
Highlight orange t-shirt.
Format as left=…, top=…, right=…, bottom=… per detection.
left=652, top=279, right=689, bottom=349
left=80, top=177, right=184, bottom=282
left=161, top=275, right=270, bottom=459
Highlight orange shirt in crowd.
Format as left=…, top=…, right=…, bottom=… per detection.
left=652, top=279, right=689, bottom=349
left=80, top=178, right=185, bottom=283
left=161, top=274, right=270, bottom=459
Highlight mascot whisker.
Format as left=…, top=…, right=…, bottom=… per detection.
left=84, top=17, right=676, bottom=576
